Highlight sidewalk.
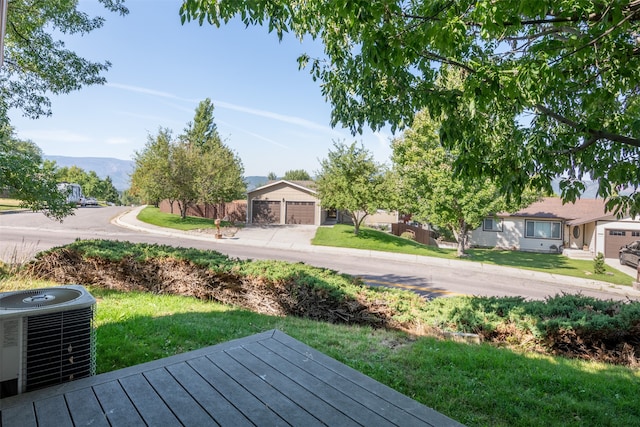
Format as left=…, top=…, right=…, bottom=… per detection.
left=113, top=206, right=640, bottom=298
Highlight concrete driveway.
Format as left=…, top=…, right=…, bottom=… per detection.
left=229, top=224, right=319, bottom=249
left=606, top=258, right=638, bottom=279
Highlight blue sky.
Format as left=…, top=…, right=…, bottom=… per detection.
left=8, top=1, right=392, bottom=177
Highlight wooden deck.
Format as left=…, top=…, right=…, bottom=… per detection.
left=0, top=330, right=464, bottom=426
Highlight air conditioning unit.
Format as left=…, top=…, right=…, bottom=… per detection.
left=0, top=285, right=96, bottom=398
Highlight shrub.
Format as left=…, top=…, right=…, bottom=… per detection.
left=593, top=252, right=606, bottom=274
left=400, top=231, right=416, bottom=240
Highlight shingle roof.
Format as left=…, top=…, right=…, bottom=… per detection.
left=247, top=179, right=317, bottom=194
left=504, top=197, right=617, bottom=225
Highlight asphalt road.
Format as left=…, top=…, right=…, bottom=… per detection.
left=1, top=206, right=638, bottom=302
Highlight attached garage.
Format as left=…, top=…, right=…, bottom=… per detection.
left=251, top=200, right=281, bottom=224
left=286, top=201, right=315, bottom=224
left=604, top=229, right=640, bottom=258
left=247, top=180, right=323, bottom=225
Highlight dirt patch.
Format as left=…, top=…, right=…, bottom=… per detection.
left=24, top=249, right=404, bottom=329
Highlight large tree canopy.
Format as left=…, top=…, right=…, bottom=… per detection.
left=181, top=1, right=640, bottom=216
left=1, top=0, right=128, bottom=122
left=393, top=109, right=540, bottom=256
left=130, top=100, right=246, bottom=219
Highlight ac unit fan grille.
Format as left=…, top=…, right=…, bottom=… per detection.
left=23, top=306, right=96, bottom=392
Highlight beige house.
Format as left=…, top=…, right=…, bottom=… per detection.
left=246, top=180, right=398, bottom=227
left=247, top=180, right=327, bottom=225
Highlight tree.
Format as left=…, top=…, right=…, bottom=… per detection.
left=316, top=141, right=388, bottom=235
left=183, top=98, right=217, bottom=149
left=1, top=0, right=128, bottom=123
left=267, top=171, right=278, bottom=181
left=0, top=126, right=73, bottom=220
left=181, top=99, right=245, bottom=218
left=283, top=169, right=311, bottom=181
left=54, top=164, right=120, bottom=204
left=181, top=1, right=640, bottom=216
left=130, top=128, right=174, bottom=207
left=129, top=100, right=245, bottom=219
left=99, top=176, right=120, bottom=204
left=170, top=140, right=200, bottom=219
left=393, top=110, right=539, bottom=256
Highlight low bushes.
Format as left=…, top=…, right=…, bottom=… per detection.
left=23, top=239, right=640, bottom=366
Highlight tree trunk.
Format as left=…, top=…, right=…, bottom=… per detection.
left=178, top=200, right=188, bottom=219
left=455, top=219, right=469, bottom=257
left=351, top=211, right=368, bottom=236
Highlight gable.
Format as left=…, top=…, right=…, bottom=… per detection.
left=247, top=180, right=318, bottom=201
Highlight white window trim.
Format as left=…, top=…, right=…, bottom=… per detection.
left=525, top=219, right=562, bottom=240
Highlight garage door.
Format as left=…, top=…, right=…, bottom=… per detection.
left=251, top=200, right=280, bottom=224
left=286, top=201, right=315, bottom=225
left=604, top=229, right=640, bottom=258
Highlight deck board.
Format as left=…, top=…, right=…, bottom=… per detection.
left=229, top=343, right=361, bottom=427
left=166, top=361, right=253, bottom=426
left=34, top=395, right=73, bottom=427
left=0, top=330, right=465, bottom=427
left=91, top=380, right=146, bottom=427
left=64, top=388, right=110, bottom=427
left=119, top=373, right=183, bottom=426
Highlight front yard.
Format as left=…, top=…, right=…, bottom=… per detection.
left=312, top=224, right=634, bottom=287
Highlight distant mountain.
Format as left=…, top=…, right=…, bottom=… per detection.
left=245, top=176, right=268, bottom=191
left=45, top=157, right=270, bottom=193
left=45, top=156, right=134, bottom=191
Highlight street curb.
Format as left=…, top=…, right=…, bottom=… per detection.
left=112, top=207, right=640, bottom=299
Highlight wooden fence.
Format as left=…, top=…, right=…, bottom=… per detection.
left=391, top=223, right=437, bottom=246
left=159, top=199, right=247, bottom=223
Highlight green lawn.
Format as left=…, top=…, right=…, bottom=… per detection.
left=137, top=206, right=238, bottom=231
left=2, top=279, right=638, bottom=427
left=312, top=224, right=633, bottom=286
left=0, top=198, right=25, bottom=211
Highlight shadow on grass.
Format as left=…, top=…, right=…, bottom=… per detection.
left=466, top=249, right=573, bottom=270
left=314, top=225, right=452, bottom=255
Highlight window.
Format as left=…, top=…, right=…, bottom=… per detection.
left=483, top=217, right=503, bottom=232
left=525, top=220, right=561, bottom=239
left=632, top=231, right=640, bottom=237
left=572, top=226, right=580, bottom=239
left=609, top=230, right=626, bottom=236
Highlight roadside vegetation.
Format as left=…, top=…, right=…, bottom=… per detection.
left=313, top=224, right=634, bottom=287
left=137, top=206, right=238, bottom=231
left=3, top=238, right=639, bottom=426
left=0, top=198, right=24, bottom=211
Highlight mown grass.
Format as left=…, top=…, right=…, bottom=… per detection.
left=312, top=224, right=633, bottom=286
left=1, top=278, right=638, bottom=427
left=0, top=198, right=25, bottom=211
left=137, top=206, right=238, bottom=231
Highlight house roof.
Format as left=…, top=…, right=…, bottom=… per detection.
left=247, top=179, right=317, bottom=195
left=503, top=197, right=617, bottom=225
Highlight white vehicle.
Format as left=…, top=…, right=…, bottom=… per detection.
left=57, top=182, right=86, bottom=206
